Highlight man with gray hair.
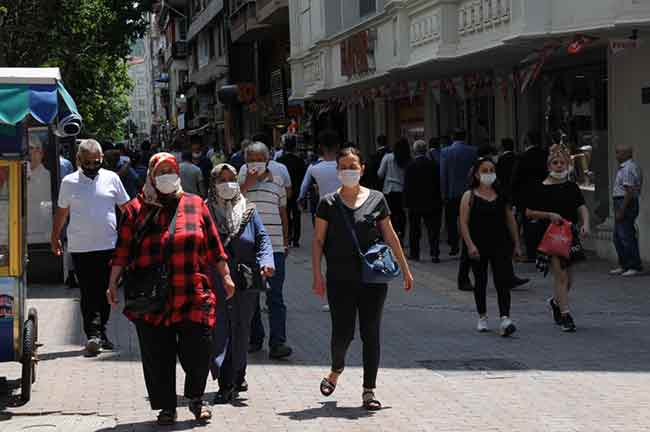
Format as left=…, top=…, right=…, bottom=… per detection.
left=404, top=139, right=443, bottom=263
left=239, top=142, right=293, bottom=360
left=51, top=139, right=130, bottom=357
left=610, top=145, right=644, bottom=276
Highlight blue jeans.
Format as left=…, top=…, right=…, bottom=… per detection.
left=250, top=253, right=287, bottom=347
left=613, top=198, right=642, bottom=271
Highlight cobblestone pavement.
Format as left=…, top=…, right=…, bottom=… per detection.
left=2, top=221, right=650, bottom=431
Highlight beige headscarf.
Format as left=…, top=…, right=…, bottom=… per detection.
left=208, top=163, right=251, bottom=237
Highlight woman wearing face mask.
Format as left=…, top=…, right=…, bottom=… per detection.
left=313, top=147, right=413, bottom=411
left=525, top=146, right=590, bottom=332
left=206, top=164, right=275, bottom=404
left=459, top=157, right=522, bottom=336
left=107, top=153, right=234, bottom=425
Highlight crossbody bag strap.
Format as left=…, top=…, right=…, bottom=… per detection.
left=334, top=194, right=364, bottom=257
left=162, top=199, right=180, bottom=260
left=222, top=208, right=256, bottom=248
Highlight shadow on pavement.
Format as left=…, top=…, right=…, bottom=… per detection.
left=95, top=419, right=211, bottom=432
left=39, top=349, right=86, bottom=361
left=278, top=400, right=382, bottom=421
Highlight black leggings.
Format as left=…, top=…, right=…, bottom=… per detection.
left=386, top=192, right=406, bottom=240
left=327, top=279, right=388, bottom=389
left=470, top=254, right=512, bottom=317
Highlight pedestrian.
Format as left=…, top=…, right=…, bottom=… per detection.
left=191, top=139, right=213, bottom=191
left=404, top=140, right=442, bottom=263
left=59, top=148, right=77, bottom=289
left=207, top=163, right=275, bottom=404
left=180, top=151, right=206, bottom=197
left=361, top=134, right=390, bottom=190
left=496, top=138, right=516, bottom=202
left=512, top=131, right=549, bottom=262
left=240, top=142, right=293, bottom=359
left=459, top=157, right=522, bottom=336
left=277, top=135, right=307, bottom=247
left=610, top=145, right=644, bottom=277
left=51, top=139, right=130, bottom=356
left=427, top=137, right=441, bottom=164
left=228, top=139, right=250, bottom=173
left=298, top=130, right=341, bottom=203
left=440, top=129, right=478, bottom=257
left=104, top=148, right=140, bottom=199
left=378, top=137, right=411, bottom=241
left=525, top=145, right=590, bottom=332
left=239, top=140, right=292, bottom=199
left=312, top=146, right=413, bottom=411
left=107, top=152, right=233, bottom=424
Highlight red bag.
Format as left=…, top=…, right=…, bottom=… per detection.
left=538, top=220, right=573, bottom=258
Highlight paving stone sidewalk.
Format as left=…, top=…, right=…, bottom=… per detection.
left=1, top=220, right=650, bottom=431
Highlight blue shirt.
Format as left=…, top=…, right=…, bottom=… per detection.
left=59, top=156, right=74, bottom=180
left=440, top=141, right=478, bottom=199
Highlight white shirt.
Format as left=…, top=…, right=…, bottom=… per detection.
left=613, top=159, right=643, bottom=198
left=241, top=176, right=287, bottom=253
left=238, top=160, right=292, bottom=190
left=298, top=160, right=341, bottom=201
left=378, top=153, right=406, bottom=194
left=58, top=169, right=130, bottom=253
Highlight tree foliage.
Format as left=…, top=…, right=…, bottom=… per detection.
left=0, top=0, right=153, bottom=141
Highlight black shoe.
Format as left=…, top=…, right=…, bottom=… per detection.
left=65, top=272, right=78, bottom=289
left=458, top=282, right=474, bottom=292
left=236, top=380, right=248, bottom=393
left=293, top=241, right=300, bottom=248
left=157, top=409, right=177, bottom=426
left=269, top=344, right=293, bottom=359
left=548, top=298, right=562, bottom=325
left=449, top=247, right=460, bottom=256
left=560, top=314, right=576, bottom=332
left=85, top=337, right=102, bottom=357
left=213, top=387, right=237, bottom=405
left=101, top=336, right=115, bottom=351
left=248, top=343, right=263, bottom=354
left=431, top=257, right=441, bottom=264
left=512, top=276, right=530, bottom=288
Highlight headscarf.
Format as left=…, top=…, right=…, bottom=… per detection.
left=208, top=163, right=250, bottom=237
left=142, top=152, right=183, bottom=207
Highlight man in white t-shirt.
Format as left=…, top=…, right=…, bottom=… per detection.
left=51, top=139, right=130, bottom=357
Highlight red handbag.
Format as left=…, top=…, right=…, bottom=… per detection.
left=538, top=220, right=573, bottom=258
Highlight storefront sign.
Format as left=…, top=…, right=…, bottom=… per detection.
left=341, top=30, right=375, bottom=77
left=610, top=38, right=641, bottom=55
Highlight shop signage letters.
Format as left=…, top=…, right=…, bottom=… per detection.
left=341, top=30, right=374, bottom=77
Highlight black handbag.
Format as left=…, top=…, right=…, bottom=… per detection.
left=121, top=203, right=179, bottom=317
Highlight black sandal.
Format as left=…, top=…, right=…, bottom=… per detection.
left=362, top=390, right=382, bottom=411
left=157, top=409, right=177, bottom=425
left=189, top=399, right=212, bottom=422
left=320, top=377, right=337, bottom=397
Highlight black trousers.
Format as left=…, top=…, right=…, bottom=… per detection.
left=470, top=254, right=512, bottom=317
left=522, top=217, right=544, bottom=260
left=408, top=208, right=442, bottom=259
left=218, top=290, right=259, bottom=389
left=457, top=243, right=472, bottom=286
left=386, top=192, right=406, bottom=240
left=71, top=249, right=113, bottom=339
left=327, top=279, right=387, bottom=389
left=445, top=197, right=462, bottom=250
left=287, top=199, right=302, bottom=245
left=135, top=321, right=213, bottom=410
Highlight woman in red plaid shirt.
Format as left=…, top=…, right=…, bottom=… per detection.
left=107, top=153, right=234, bottom=425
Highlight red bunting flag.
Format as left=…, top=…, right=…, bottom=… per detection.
left=568, top=34, right=598, bottom=55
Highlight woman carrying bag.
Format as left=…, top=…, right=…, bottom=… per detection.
left=207, top=163, right=275, bottom=404
left=107, top=153, right=234, bottom=425
left=526, top=145, right=590, bottom=332
left=312, top=147, right=414, bottom=411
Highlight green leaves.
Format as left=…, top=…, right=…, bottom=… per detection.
left=0, top=0, right=152, bottom=141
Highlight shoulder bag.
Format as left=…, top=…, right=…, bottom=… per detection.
left=121, top=203, right=179, bottom=317
left=335, top=195, right=401, bottom=285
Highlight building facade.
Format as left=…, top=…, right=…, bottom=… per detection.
left=289, top=0, right=650, bottom=263
left=126, top=56, right=153, bottom=145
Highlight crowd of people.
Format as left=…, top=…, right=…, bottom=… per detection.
left=48, top=123, right=643, bottom=424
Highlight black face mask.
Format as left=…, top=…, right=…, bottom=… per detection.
left=81, top=162, right=102, bottom=179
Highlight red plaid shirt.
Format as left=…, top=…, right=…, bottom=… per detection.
left=113, top=193, right=227, bottom=327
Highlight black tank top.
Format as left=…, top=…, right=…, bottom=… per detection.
left=468, top=192, right=513, bottom=257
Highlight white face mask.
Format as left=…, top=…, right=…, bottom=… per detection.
left=216, top=182, right=240, bottom=200
left=248, top=162, right=267, bottom=175
left=192, top=152, right=202, bottom=159
left=338, top=169, right=362, bottom=187
left=155, top=173, right=180, bottom=195
left=479, top=173, right=497, bottom=186
left=550, top=170, right=569, bottom=180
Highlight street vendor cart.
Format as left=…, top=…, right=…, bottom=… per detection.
left=0, top=68, right=81, bottom=402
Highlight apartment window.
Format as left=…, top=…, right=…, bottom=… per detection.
left=178, top=18, right=187, bottom=40
left=198, top=32, right=210, bottom=68
left=360, top=0, right=376, bottom=17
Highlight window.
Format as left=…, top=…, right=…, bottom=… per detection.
left=360, top=0, right=376, bottom=17
left=198, top=32, right=210, bottom=68
left=178, top=18, right=187, bottom=41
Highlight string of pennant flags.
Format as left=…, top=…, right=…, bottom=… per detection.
left=311, top=33, right=641, bottom=117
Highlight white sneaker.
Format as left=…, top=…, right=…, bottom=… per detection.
left=321, top=304, right=330, bottom=312
left=500, top=317, right=517, bottom=337
left=622, top=269, right=642, bottom=277
left=477, top=317, right=489, bottom=332
left=609, top=267, right=625, bottom=275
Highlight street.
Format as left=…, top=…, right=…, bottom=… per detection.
left=1, top=219, right=650, bottom=432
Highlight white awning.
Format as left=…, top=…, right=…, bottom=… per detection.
left=0, top=68, right=62, bottom=85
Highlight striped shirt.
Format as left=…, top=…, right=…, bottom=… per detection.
left=242, top=176, right=287, bottom=253
left=613, top=159, right=643, bottom=198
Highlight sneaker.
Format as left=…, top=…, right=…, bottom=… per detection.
left=85, top=337, right=102, bottom=357
left=500, top=317, right=517, bottom=337
left=560, top=314, right=577, bottom=332
left=101, top=337, right=115, bottom=351
left=477, top=317, right=489, bottom=332
left=213, top=387, right=236, bottom=405
left=321, top=304, right=330, bottom=312
left=236, top=379, right=248, bottom=393
left=622, top=269, right=642, bottom=277
left=609, top=267, right=625, bottom=275
left=548, top=298, right=562, bottom=325
left=269, top=344, right=293, bottom=359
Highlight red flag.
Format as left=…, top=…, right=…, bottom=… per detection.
left=568, top=34, right=598, bottom=55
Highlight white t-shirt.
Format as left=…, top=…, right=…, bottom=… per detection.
left=58, top=169, right=130, bottom=253
left=238, top=160, right=291, bottom=190
left=298, top=160, right=341, bottom=200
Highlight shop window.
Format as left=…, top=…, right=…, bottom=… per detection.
left=360, top=0, right=376, bottom=17
left=0, top=166, right=8, bottom=266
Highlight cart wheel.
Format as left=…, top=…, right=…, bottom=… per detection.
left=21, top=319, right=36, bottom=403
